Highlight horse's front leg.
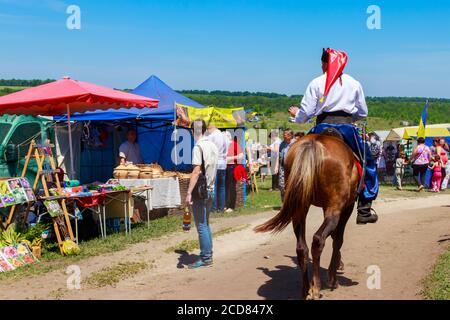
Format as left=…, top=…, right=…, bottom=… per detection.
left=308, top=214, right=339, bottom=300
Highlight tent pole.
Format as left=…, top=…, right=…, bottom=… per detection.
left=173, top=101, right=177, bottom=169
left=67, top=104, right=75, bottom=180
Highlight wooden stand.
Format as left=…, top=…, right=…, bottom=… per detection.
left=6, top=140, right=75, bottom=255
left=250, top=164, right=259, bottom=194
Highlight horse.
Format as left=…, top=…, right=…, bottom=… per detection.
left=255, top=133, right=360, bottom=300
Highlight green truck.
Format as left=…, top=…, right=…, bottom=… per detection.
left=0, top=115, right=54, bottom=182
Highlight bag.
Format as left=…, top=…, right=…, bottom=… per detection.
left=411, top=146, right=425, bottom=165
left=192, top=145, right=208, bottom=200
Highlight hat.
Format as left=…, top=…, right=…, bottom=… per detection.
left=320, top=48, right=348, bottom=103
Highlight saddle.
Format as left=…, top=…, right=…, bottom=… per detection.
left=318, top=127, right=365, bottom=189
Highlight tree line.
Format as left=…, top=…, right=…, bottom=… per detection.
left=0, top=79, right=55, bottom=87
left=0, top=80, right=448, bottom=124
left=184, top=93, right=450, bottom=124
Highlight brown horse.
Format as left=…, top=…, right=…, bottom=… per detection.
left=255, top=133, right=359, bottom=299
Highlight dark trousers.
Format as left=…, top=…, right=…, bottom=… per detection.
left=226, top=165, right=236, bottom=209
left=213, top=169, right=226, bottom=211
left=442, top=167, right=447, bottom=187
left=272, top=173, right=279, bottom=190
left=412, top=164, right=428, bottom=187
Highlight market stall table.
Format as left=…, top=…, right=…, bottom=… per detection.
left=118, top=177, right=181, bottom=211
left=37, top=187, right=146, bottom=241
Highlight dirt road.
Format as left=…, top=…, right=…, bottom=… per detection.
left=1, top=195, right=449, bottom=300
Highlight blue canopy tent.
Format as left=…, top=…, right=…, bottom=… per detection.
left=54, top=75, right=207, bottom=181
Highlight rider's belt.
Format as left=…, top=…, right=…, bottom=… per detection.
left=316, top=111, right=353, bottom=125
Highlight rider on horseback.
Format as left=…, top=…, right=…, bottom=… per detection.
left=288, top=48, right=378, bottom=224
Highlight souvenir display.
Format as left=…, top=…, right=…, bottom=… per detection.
left=0, top=243, right=38, bottom=272
left=0, top=178, right=36, bottom=206
left=43, top=200, right=64, bottom=218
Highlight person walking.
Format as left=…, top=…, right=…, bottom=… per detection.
left=395, top=152, right=408, bottom=191
left=437, top=138, right=449, bottom=190
left=411, top=137, right=432, bottom=191
left=267, top=131, right=282, bottom=191
left=207, top=124, right=227, bottom=212
left=430, top=155, right=443, bottom=192
left=185, top=120, right=218, bottom=269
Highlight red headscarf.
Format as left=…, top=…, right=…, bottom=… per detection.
left=320, top=48, right=348, bottom=103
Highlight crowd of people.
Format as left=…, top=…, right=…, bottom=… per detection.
left=406, top=137, right=449, bottom=192
left=184, top=120, right=307, bottom=269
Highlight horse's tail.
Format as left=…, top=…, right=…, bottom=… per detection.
left=254, top=139, right=325, bottom=233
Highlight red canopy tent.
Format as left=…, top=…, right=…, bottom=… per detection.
left=0, top=77, right=159, bottom=177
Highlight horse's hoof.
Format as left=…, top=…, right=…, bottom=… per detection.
left=306, top=288, right=321, bottom=300
left=328, top=280, right=339, bottom=290
left=338, top=261, right=345, bottom=271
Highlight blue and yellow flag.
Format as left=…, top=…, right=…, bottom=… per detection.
left=417, top=100, right=428, bottom=138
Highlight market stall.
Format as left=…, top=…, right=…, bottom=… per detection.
left=0, top=77, right=159, bottom=255
left=382, top=124, right=450, bottom=186
left=54, top=75, right=247, bottom=216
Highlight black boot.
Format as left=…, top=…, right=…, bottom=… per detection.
left=356, top=199, right=378, bottom=224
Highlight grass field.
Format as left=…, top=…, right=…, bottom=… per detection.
left=0, top=86, right=27, bottom=90
left=0, top=176, right=446, bottom=282
left=254, top=111, right=406, bottom=132
left=422, top=246, right=450, bottom=299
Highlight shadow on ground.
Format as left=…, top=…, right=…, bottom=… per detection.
left=174, top=250, right=200, bottom=269
left=256, top=256, right=358, bottom=300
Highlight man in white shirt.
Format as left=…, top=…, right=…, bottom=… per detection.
left=186, top=119, right=218, bottom=269
left=207, top=124, right=227, bottom=212
left=119, top=129, right=143, bottom=165
left=288, top=48, right=378, bottom=225
left=268, top=131, right=282, bottom=191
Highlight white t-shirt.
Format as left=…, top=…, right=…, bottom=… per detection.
left=192, top=136, right=218, bottom=192
left=119, top=141, right=143, bottom=164
left=295, top=73, right=368, bottom=123
left=207, top=128, right=227, bottom=170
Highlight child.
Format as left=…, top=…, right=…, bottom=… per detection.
left=395, top=152, right=408, bottom=190
left=430, top=155, right=443, bottom=192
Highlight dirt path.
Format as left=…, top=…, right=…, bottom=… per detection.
left=1, top=195, right=449, bottom=300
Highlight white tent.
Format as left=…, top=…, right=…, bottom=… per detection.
left=374, top=130, right=390, bottom=143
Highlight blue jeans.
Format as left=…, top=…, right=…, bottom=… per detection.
left=213, top=169, right=226, bottom=211
left=192, top=192, right=213, bottom=262
left=309, top=123, right=379, bottom=202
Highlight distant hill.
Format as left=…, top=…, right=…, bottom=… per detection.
left=180, top=91, right=450, bottom=125
left=0, top=80, right=448, bottom=125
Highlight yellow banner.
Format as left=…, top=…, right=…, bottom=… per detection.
left=175, top=103, right=246, bottom=128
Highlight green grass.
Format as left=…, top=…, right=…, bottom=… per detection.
left=84, top=261, right=149, bottom=288
left=0, top=175, right=445, bottom=282
left=422, top=245, right=450, bottom=300
left=0, top=214, right=183, bottom=281
left=213, top=179, right=282, bottom=219
left=378, top=185, right=449, bottom=199
left=0, top=182, right=277, bottom=282
left=0, top=86, right=27, bottom=90
left=165, top=224, right=250, bottom=253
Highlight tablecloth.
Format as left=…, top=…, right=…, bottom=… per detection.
left=118, top=177, right=181, bottom=209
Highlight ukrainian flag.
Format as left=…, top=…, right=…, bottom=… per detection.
left=417, top=100, right=428, bottom=138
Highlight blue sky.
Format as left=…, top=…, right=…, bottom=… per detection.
left=0, top=0, right=449, bottom=98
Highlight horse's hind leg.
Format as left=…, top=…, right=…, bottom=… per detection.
left=309, top=214, right=339, bottom=300
left=328, top=204, right=353, bottom=289
left=293, top=220, right=309, bottom=299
